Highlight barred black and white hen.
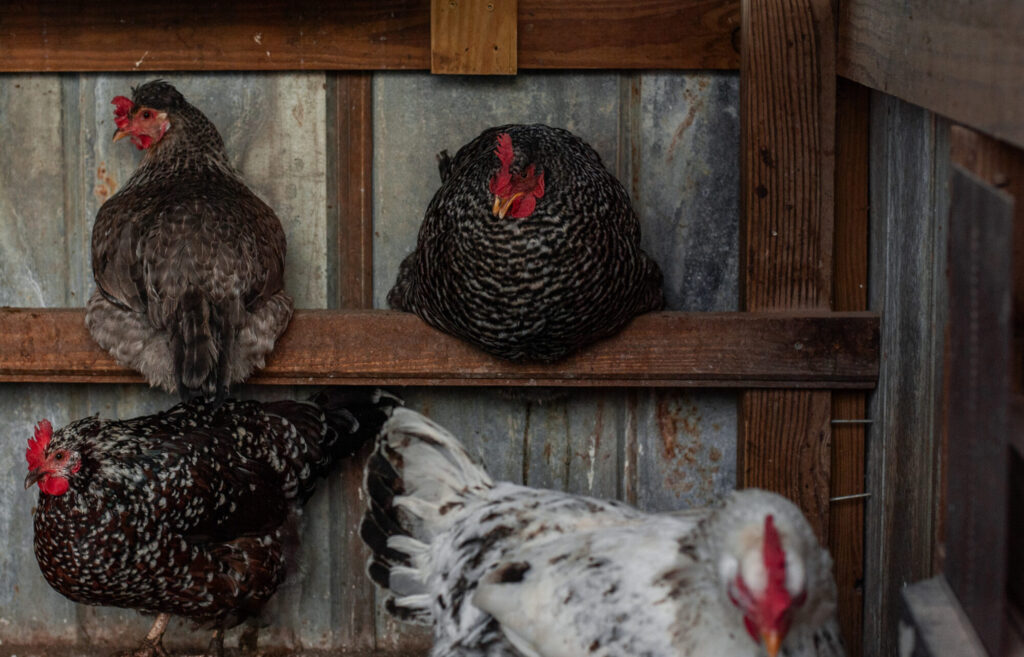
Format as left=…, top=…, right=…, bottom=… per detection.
left=87, top=80, right=293, bottom=402
left=25, top=388, right=399, bottom=657
left=361, top=409, right=844, bottom=657
left=388, top=124, right=664, bottom=361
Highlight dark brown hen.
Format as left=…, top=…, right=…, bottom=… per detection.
left=388, top=124, right=664, bottom=361
left=87, top=80, right=293, bottom=401
left=25, top=388, right=399, bottom=657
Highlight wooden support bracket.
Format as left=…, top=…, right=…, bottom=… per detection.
left=431, top=0, right=517, bottom=75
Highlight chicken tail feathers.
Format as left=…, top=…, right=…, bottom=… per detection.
left=174, top=289, right=221, bottom=400
left=360, top=408, right=494, bottom=624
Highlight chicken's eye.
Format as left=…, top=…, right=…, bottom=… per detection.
left=142, top=111, right=151, bottom=119
left=54, top=451, right=66, bottom=461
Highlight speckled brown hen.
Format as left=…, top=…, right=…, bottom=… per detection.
left=25, top=388, right=399, bottom=657
left=388, top=124, right=664, bottom=361
left=87, top=80, right=293, bottom=402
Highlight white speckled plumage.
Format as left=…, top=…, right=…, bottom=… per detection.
left=361, top=409, right=844, bottom=657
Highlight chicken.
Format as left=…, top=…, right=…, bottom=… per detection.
left=86, top=79, right=293, bottom=402
left=25, top=388, right=399, bottom=657
left=361, top=409, right=844, bottom=657
left=388, top=124, right=664, bottom=361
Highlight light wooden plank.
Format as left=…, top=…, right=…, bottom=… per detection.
left=738, top=0, right=836, bottom=541
left=0, top=1, right=740, bottom=72
left=829, top=77, right=870, bottom=657
left=431, top=0, right=517, bottom=75
left=0, top=309, right=880, bottom=388
left=838, top=0, right=1024, bottom=150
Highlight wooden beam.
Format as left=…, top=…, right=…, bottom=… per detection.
left=838, top=0, right=1024, bottom=150
left=829, top=77, right=870, bottom=657
left=0, top=309, right=879, bottom=388
left=738, top=0, right=836, bottom=542
left=431, top=0, right=517, bottom=75
left=0, top=1, right=740, bottom=72
left=330, top=73, right=375, bottom=311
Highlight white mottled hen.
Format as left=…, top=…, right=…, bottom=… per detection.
left=361, top=409, right=844, bottom=657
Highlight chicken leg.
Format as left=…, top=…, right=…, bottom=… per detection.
left=121, top=613, right=170, bottom=657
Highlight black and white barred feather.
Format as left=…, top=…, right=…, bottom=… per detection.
left=361, top=409, right=844, bottom=657
left=387, top=124, right=664, bottom=362
left=30, top=388, right=399, bottom=629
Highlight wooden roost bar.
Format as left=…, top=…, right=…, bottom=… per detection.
left=1, top=0, right=1019, bottom=655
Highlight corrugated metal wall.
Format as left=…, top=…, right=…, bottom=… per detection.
left=0, top=70, right=739, bottom=652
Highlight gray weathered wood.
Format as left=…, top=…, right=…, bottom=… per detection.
left=864, top=92, right=950, bottom=657
left=0, top=69, right=742, bottom=652
left=945, top=166, right=1014, bottom=656
left=900, top=576, right=988, bottom=657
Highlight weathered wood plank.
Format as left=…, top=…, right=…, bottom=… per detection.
left=0, top=309, right=879, bottom=387
left=864, top=94, right=950, bottom=657
left=901, top=576, right=988, bottom=657
left=431, top=0, right=517, bottom=75
left=949, top=126, right=1024, bottom=396
left=829, top=77, right=870, bottom=657
left=330, top=73, right=375, bottom=312
left=0, top=1, right=740, bottom=72
left=738, top=0, right=836, bottom=541
left=838, top=0, right=1024, bottom=150
left=945, top=166, right=1014, bottom=656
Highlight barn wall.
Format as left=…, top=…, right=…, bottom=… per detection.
left=864, top=91, right=950, bottom=657
left=0, top=70, right=739, bottom=651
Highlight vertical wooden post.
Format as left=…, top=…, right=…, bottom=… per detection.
left=327, top=71, right=377, bottom=651
left=333, top=72, right=375, bottom=311
left=830, top=78, right=870, bottom=657
left=738, top=0, right=836, bottom=543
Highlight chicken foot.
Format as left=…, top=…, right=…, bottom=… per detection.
left=120, top=613, right=171, bottom=657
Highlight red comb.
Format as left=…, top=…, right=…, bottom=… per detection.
left=494, top=133, right=514, bottom=167
left=26, top=419, right=52, bottom=471
left=112, top=96, right=134, bottom=130
left=489, top=133, right=514, bottom=196
left=760, top=515, right=792, bottom=618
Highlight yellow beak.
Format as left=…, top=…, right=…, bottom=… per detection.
left=762, top=629, right=781, bottom=657
left=492, top=193, right=524, bottom=219
left=112, top=128, right=130, bottom=143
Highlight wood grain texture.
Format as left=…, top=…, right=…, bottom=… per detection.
left=829, top=77, right=870, bottom=657
left=950, top=126, right=1024, bottom=396
left=0, top=309, right=879, bottom=388
left=738, top=0, right=836, bottom=543
left=0, top=0, right=740, bottom=72
left=331, top=73, right=375, bottom=311
left=945, top=167, right=1014, bottom=656
left=739, top=389, right=832, bottom=540
left=431, top=0, right=517, bottom=75
left=864, top=94, right=950, bottom=657
left=838, top=0, right=1024, bottom=150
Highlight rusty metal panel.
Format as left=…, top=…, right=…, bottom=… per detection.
left=0, top=69, right=739, bottom=651
left=0, top=72, right=330, bottom=651
left=371, top=71, right=740, bottom=648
